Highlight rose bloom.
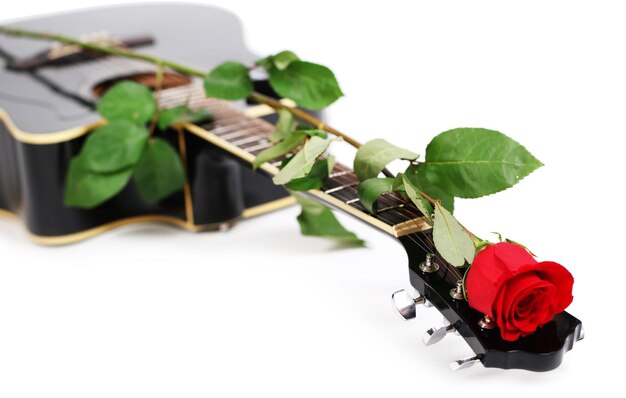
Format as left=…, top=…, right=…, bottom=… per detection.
left=466, top=242, right=574, bottom=341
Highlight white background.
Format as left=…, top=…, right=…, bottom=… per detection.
left=0, top=1, right=622, bottom=396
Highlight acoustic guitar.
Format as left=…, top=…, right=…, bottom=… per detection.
left=0, top=3, right=582, bottom=371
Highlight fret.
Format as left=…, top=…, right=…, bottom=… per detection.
left=209, top=113, right=253, bottom=126
left=345, top=198, right=359, bottom=205
left=376, top=203, right=405, bottom=213
left=213, top=121, right=259, bottom=137
left=323, top=182, right=359, bottom=194
left=322, top=170, right=355, bottom=189
left=230, top=134, right=268, bottom=147
left=245, top=141, right=274, bottom=153
left=328, top=170, right=352, bottom=178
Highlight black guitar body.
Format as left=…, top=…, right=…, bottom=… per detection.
left=0, top=3, right=292, bottom=243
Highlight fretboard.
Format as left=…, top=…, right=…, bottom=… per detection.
left=157, top=84, right=431, bottom=237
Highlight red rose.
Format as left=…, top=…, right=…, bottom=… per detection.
left=466, top=242, right=574, bottom=341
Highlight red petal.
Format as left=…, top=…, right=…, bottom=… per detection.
left=536, top=261, right=574, bottom=313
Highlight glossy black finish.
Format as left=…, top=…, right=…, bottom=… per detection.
left=0, top=4, right=290, bottom=237
left=400, top=231, right=583, bottom=372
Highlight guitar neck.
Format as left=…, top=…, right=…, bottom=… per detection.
left=158, top=84, right=431, bottom=238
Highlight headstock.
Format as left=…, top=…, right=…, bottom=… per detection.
left=394, top=229, right=583, bottom=372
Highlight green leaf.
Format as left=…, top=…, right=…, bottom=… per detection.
left=279, top=154, right=294, bottom=169
left=294, top=194, right=364, bottom=246
left=269, top=109, right=298, bottom=142
left=402, top=175, right=433, bottom=222
left=256, top=50, right=300, bottom=71
left=357, top=178, right=394, bottom=213
left=353, top=139, right=419, bottom=181
left=422, top=128, right=543, bottom=198
left=176, top=108, right=213, bottom=125
left=300, top=129, right=328, bottom=139
left=134, top=138, right=186, bottom=204
left=254, top=55, right=273, bottom=69
left=158, top=106, right=185, bottom=130
left=81, top=120, right=149, bottom=173
left=97, top=81, right=156, bottom=125
left=253, top=131, right=307, bottom=170
left=432, top=203, right=475, bottom=267
left=392, top=173, right=406, bottom=192
left=269, top=61, right=343, bottom=110
left=273, top=136, right=333, bottom=185
left=272, top=50, right=300, bottom=70
left=285, top=156, right=334, bottom=191
left=64, top=155, right=133, bottom=209
left=204, top=61, right=253, bottom=100
left=158, top=105, right=213, bottom=130
left=404, top=164, right=455, bottom=213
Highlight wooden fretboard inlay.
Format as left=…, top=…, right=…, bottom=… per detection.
left=157, top=84, right=431, bottom=237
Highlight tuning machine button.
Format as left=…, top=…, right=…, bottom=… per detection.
left=449, top=355, right=482, bottom=371
left=419, top=253, right=439, bottom=273
left=422, top=320, right=457, bottom=346
left=391, top=289, right=429, bottom=320
left=450, top=280, right=465, bottom=300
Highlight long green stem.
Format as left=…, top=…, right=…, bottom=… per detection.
left=0, top=26, right=365, bottom=150
left=0, top=27, right=204, bottom=77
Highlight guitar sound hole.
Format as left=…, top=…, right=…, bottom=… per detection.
left=92, top=72, right=192, bottom=97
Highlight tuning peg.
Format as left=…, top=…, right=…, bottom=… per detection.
left=449, top=355, right=482, bottom=371
left=391, top=289, right=428, bottom=320
left=422, top=322, right=456, bottom=346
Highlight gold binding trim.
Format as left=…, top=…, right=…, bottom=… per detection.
left=0, top=101, right=289, bottom=145
left=0, top=107, right=105, bottom=144
left=0, top=208, right=19, bottom=221
left=176, top=127, right=195, bottom=225
left=242, top=196, right=296, bottom=219
left=0, top=196, right=296, bottom=246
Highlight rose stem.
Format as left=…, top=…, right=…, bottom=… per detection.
left=0, top=26, right=394, bottom=177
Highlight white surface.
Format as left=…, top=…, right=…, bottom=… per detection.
left=0, top=1, right=622, bottom=396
